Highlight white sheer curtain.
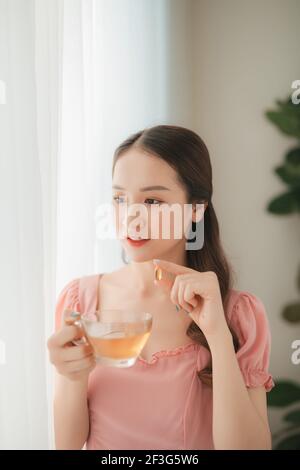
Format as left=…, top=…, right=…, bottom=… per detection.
left=0, top=0, right=61, bottom=449
left=58, top=0, right=170, bottom=288
left=0, top=0, right=194, bottom=449
left=57, top=0, right=195, bottom=289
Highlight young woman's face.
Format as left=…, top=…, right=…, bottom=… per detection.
left=112, top=147, right=194, bottom=263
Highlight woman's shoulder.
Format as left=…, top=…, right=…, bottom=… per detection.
left=54, top=277, right=81, bottom=331
left=56, top=277, right=81, bottom=304
left=57, top=267, right=124, bottom=292
left=225, top=288, right=274, bottom=391
left=225, top=287, right=272, bottom=357
left=225, top=287, right=272, bottom=353
left=56, top=266, right=128, bottom=299
left=226, top=288, right=268, bottom=324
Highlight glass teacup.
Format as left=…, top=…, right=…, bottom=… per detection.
left=64, top=309, right=152, bottom=368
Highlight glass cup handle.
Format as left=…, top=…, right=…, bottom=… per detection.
left=63, top=310, right=88, bottom=346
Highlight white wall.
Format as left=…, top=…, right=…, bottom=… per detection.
left=192, top=0, right=300, bottom=432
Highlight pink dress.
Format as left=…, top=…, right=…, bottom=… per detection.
left=54, top=273, right=275, bottom=450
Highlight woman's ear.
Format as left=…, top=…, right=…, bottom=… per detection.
left=192, top=201, right=208, bottom=223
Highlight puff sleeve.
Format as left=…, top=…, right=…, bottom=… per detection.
left=228, top=291, right=275, bottom=392
left=54, top=278, right=80, bottom=332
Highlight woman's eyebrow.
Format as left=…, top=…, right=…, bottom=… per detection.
left=112, top=184, right=170, bottom=191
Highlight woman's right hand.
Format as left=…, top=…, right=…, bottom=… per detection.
left=47, top=320, right=96, bottom=382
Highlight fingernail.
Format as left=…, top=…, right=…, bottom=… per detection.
left=70, top=311, right=81, bottom=318
left=153, top=259, right=160, bottom=263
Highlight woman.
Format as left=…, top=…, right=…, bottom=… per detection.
left=47, top=125, right=274, bottom=450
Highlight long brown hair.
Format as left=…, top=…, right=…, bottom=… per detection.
left=112, top=124, right=239, bottom=386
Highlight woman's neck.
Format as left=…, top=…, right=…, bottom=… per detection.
left=127, top=251, right=187, bottom=293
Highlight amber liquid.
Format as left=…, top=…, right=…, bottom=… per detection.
left=86, top=329, right=151, bottom=360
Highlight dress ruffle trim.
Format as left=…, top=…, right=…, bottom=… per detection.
left=241, top=368, right=275, bottom=392
left=138, top=342, right=200, bottom=365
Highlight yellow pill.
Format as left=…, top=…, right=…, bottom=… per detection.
left=154, top=266, right=163, bottom=281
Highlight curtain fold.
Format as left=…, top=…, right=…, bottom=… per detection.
left=0, top=0, right=59, bottom=449
left=35, top=0, right=63, bottom=450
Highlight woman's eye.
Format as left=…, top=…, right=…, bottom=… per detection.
left=145, top=198, right=163, bottom=205
left=113, top=195, right=127, bottom=204
left=113, top=196, right=163, bottom=205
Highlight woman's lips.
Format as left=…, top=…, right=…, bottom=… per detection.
left=126, top=237, right=150, bottom=247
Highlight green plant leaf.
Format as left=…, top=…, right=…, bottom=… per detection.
left=286, top=147, right=300, bottom=167
left=265, top=111, right=300, bottom=138
left=282, top=303, right=300, bottom=323
left=284, top=409, right=300, bottom=424
left=265, top=96, right=300, bottom=138
left=295, top=188, right=300, bottom=207
left=274, top=431, right=300, bottom=450
left=272, top=422, right=300, bottom=441
left=267, top=190, right=300, bottom=214
left=267, top=380, right=300, bottom=407
left=275, top=164, right=300, bottom=187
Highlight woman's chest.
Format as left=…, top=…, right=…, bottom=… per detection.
left=87, top=352, right=207, bottom=450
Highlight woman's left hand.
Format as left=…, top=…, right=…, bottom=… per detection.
left=153, top=259, right=231, bottom=343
